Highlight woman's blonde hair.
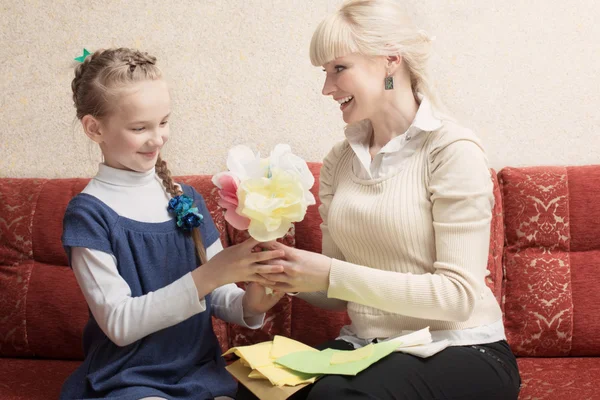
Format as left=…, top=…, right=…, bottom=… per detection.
left=310, top=0, right=438, bottom=106
left=72, top=48, right=207, bottom=265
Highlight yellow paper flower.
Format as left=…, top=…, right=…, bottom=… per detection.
left=238, top=167, right=309, bottom=241
left=213, top=144, right=315, bottom=242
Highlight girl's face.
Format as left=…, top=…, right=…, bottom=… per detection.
left=97, top=79, right=171, bottom=172
left=320, top=53, right=387, bottom=124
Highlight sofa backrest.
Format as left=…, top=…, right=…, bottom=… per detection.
left=0, top=178, right=88, bottom=359
left=0, top=176, right=233, bottom=360
left=500, top=166, right=600, bottom=357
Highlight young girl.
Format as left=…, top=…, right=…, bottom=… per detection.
left=61, top=48, right=285, bottom=400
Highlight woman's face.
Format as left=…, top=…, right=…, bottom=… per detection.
left=321, top=53, right=388, bottom=124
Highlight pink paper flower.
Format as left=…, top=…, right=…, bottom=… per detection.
left=212, top=172, right=251, bottom=230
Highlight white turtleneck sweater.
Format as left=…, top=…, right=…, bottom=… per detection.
left=70, top=164, right=263, bottom=347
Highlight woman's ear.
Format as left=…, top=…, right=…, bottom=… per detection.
left=386, top=54, right=403, bottom=75
left=81, top=115, right=104, bottom=144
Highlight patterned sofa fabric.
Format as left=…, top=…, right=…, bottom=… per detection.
left=501, top=166, right=600, bottom=357
left=2, top=164, right=600, bottom=400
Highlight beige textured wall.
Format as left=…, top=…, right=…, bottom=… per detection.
left=1, top=0, right=599, bottom=178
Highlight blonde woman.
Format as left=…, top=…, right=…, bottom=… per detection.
left=242, top=0, right=521, bottom=398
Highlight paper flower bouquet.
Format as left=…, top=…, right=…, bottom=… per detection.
left=212, top=144, right=316, bottom=242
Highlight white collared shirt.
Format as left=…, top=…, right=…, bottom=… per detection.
left=346, top=96, right=443, bottom=180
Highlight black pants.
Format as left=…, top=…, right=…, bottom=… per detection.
left=236, top=339, right=521, bottom=400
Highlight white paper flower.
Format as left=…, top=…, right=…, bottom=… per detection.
left=212, top=144, right=316, bottom=242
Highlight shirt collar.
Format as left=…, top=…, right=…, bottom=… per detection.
left=410, top=95, right=443, bottom=133
left=344, top=95, right=442, bottom=154
left=94, top=163, right=157, bottom=187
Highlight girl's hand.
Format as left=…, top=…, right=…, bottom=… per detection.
left=258, top=242, right=332, bottom=293
left=192, top=238, right=284, bottom=292
left=242, top=283, right=285, bottom=317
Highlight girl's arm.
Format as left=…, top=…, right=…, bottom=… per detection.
left=71, top=247, right=207, bottom=347
left=72, top=238, right=277, bottom=347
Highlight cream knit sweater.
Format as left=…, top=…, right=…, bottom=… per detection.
left=303, top=118, right=503, bottom=340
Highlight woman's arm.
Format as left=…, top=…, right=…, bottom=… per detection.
left=296, top=142, right=349, bottom=311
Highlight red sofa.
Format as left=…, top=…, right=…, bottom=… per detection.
left=1, top=163, right=599, bottom=400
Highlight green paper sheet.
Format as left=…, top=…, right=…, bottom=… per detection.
left=275, top=339, right=402, bottom=376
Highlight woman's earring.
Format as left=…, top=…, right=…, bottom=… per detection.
left=384, top=75, right=394, bottom=90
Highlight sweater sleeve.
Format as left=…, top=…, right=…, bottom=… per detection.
left=319, top=141, right=349, bottom=262
left=297, top=141, right=349, bottom=311
left=71, top=247, right=206, bottom=347
left=327, top=136, right=493, bottom=322
left=71, top=239, right=265, bottom=348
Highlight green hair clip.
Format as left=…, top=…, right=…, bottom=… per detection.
left=74, top=48, right=91, bottom=63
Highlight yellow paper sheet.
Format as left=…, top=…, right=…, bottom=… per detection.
left=222, top=341, right=274, bottom=369
left=223, top=338, right=320, bottom=387
left=270, top=335, right=317, bottom=359
left=249, top=369, right=268, bottom=380
left=255, top=364, right=318, bottom=387
left=226, top=360, right=311, bottom=400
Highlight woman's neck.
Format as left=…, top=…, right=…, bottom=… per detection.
left=369, top=90, right=420, bottom=151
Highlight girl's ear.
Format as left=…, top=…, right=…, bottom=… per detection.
left=81, top=115, right=104, bottom=144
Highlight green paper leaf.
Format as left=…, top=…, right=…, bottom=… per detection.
left=275, top=339, right=401, bottom=376
left=74, top=48, right=91, bottom=62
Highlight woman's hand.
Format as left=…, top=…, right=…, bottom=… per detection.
left=258, top=241, right=332, bottom=293
left=242, top=283, right=285, bottom=317
left=192, top=238, right=284, bottom=293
